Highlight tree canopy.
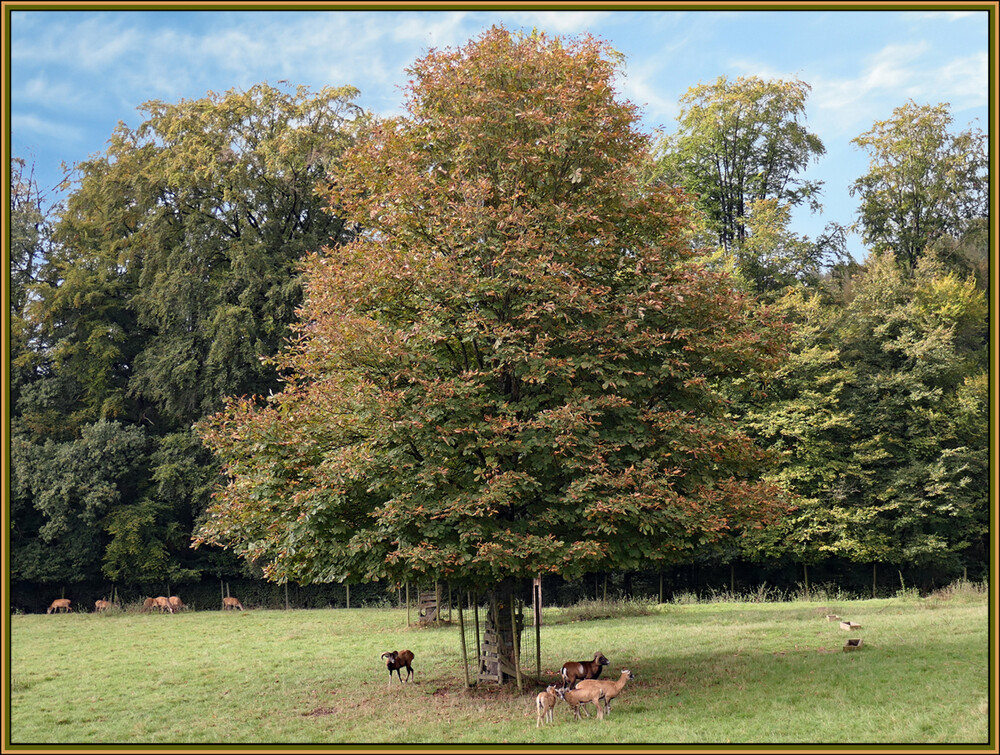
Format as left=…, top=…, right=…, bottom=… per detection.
left=196, top=27, right=790, bottom=590
left=12, top=83, right=364, bottom=589
left=850, top=100, right=987, bottom=270
left=656, top=75, right=825, bottom=253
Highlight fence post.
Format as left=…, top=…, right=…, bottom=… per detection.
left=406, top=581, right=410, bottom=626
left=510, top=598, right=522, bottom=693
left=346, top=582, right=350, bottom=609
left=458, top=591, right=471, bottom=688
left=533, top=578, right=541, bottom=682
left=472, top=593, right=481, bottom=683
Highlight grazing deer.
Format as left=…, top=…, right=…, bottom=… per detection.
left=142, top=596, right=173, bottom=613
left=47, top=599, right=72, bottom=614
left=222, top=597, right=244, bottom=611
left=94, top=600, right=111, bottom=612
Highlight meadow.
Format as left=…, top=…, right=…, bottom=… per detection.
left=7, top=584, right=991, bottom=747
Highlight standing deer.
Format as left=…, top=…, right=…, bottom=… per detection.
left=94, top=600, right=111, bottom=612
left=222, top=597, right=244, bottom=611
left=47, top=599, right=72, bottom=614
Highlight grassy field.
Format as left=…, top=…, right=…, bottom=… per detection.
left=7, top=585, right=991, bottom=747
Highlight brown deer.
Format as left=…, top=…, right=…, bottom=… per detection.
left=94, top=599, right=111, bottom=612
left=167, top=596, right=185, bottom=612
left=222, top=597, right=244, bottom=611
left=142, top=596, right=173, bottom=613
left=47, top=599, right=72, bottom=614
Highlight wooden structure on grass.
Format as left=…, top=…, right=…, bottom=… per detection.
left=418, top=588, right=440, bottom=624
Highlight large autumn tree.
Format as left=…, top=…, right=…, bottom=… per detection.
left=196, top=28, right=788, bottom=605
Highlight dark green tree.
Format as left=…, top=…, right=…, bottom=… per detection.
left=13, top=83, right=364, bottom=590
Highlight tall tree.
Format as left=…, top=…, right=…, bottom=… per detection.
left=43, top=82, right=364, bottom=430
left=196, top=27, right=789, bottom=640
left=850, top=100, right=987, bottom=270
left=14, top=83, right=364, bottom=590
left=657, top=75, right=825, bottom=252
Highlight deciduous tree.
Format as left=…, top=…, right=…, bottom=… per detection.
left=657, top=75, right=825, bottom=252
left=850, top=101, right=987, bottom=270
left=197, top=28, right=789, bottom=606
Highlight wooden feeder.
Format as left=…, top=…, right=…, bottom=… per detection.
left=843, top=638, right=863, bottom=651
left=839, top=621, right=862, bottom=631
left=825, top=614, right=840, bottom=622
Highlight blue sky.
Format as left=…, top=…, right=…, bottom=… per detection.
left=9, top=7, right=991, bottom=261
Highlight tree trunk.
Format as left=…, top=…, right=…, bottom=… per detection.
left=478, top=580, right=523, bottom=685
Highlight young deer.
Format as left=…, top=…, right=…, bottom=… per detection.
left=535, top=684, right=563, bottom=727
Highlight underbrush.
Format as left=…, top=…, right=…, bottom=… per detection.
left=550, top=597, right=658, bottom=623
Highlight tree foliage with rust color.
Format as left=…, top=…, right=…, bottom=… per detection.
left=196, top=28, right=789, bottom=589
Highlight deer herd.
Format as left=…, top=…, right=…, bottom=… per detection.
left=45, top=595, right=243, bottom=614
left=45, top=596, right=629, bottom=727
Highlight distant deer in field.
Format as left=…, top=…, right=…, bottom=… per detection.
left=142, top=596, right=173, bottom=613
left=47, top=599, right=72, bottom=614
left=94, top=599, right=111, bottom=613
left=168, top=596, right=186, bottom=612
left=222, top=597, right=244, bottom=611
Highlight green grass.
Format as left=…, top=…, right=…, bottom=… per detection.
left=7, top=588, right=991, bottom=746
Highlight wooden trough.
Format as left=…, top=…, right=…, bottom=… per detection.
left=843, top=638, right=863, bottom=652
left=839, top=621, right=862, bottom=631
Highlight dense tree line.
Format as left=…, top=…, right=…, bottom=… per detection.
left=9, top=29, right=989, bottom=611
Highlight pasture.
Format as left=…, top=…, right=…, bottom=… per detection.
left=8, top=588, right=990, bottom=746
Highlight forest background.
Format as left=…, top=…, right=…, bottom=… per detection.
left=6, top=11, right=993, bottom=613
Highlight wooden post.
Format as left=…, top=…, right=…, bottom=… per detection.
left=435, top=581, right=441, bottom=625
left=603, top=575, right=608, bottom=603
left=510, top=598, right=522, bottom=693
left=458, top=592, right=471, bottom=688
left=406, top=582, right=410, bottom=626
left=659, top=572, right=664, bottom=604
left=533, top=578, right=542, bottom=681
left=473, top=593, right=481, bottom=680
left=346, top=583, right=350, bottom=609
left=803, top=563, right=810, bottom=597
left=398, top=585, right=402, bottom=608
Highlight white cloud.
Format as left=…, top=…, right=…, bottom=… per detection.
left=808, top=41, right=987, bottom=135
left=502, top=10, right=613, bottom=35
left=11, top=112, right=85, bottom=145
